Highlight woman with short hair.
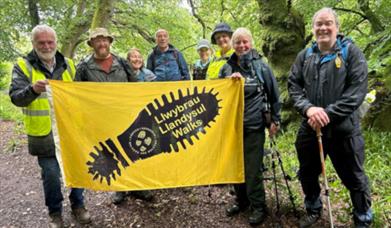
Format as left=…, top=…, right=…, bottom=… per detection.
left=220, top=27, right=281, bottom=226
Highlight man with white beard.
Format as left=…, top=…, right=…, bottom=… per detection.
left=9, top=24, right=91, bottom=228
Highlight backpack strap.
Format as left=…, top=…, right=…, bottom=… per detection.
left=251, top=60, right=272, bottom=120
left=305, top=38, right=351, bottom=66
left=337, top=38, right=351, bottom=66
left=305, top=46, right=314, bottom=59
left=173, top=49, right=183, bottom=77
left=151, top=48, right=157, bottom=71
left=251, top=60, right=265, bottom=84
left=77, top=55, right=93, bottom=81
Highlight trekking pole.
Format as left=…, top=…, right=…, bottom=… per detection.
left=270, top=139, right=280, bottom=213
left=267, top=138, right=283, bottom=228
left=270, top=138, right=299, bottom=218
left=316, top=128, right=334, bottom=228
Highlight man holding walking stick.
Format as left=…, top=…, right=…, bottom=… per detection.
left=288, top=7, right=373, bottom=228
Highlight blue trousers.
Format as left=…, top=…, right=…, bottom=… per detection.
left=37, top=156, right=84, bottom=215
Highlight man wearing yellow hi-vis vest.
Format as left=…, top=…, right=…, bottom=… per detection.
left=9, top=25, right=91, bottom=228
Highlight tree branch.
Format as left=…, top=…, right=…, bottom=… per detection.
left=333, top=7, right=367, bottom=19
left=229, top=12, right=238, bottom=23
left=345, top=18, right=366, bottom=36
left=180, top=43, right=197, bottom=52
left=112, top=19, right=155, bottom=44
left=60, top=0, right=94, bottom=57
left=188, top=0, right=207, bottom=38
left=91, top=0, right=113, bottom=29
left=28, top=0, right=40, bottom=29
left=220, top=0, right=225, bottom=21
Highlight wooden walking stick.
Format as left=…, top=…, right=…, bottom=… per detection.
left=316, top=127, right=334, bottom=228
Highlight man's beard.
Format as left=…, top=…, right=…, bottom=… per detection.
left=36, top=49, right=56, bottom=62
left=95, top=47, right=110, bottom=59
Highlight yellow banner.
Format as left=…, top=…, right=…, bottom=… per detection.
left=49, top=79, right=244, bottom=191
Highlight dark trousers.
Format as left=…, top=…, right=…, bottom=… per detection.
left=295, top=133, right=372, bottom=222
left=233, top=129, right=266, bottom=211
left=37, top=156, right=85, bottom=215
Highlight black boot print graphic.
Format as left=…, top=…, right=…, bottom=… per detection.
left=87, top=87, right=222, bottom=185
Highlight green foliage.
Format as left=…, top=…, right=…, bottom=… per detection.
left=110, top=0, right=200, bottom=64
left=366, top=29, right=391, bottom=89
left=362, top=130, right=391, bottom=226
left=0, top=91, right=23, bottom=122
left=0, top=0, right=30, bottom=61
left=0, top=62, right=12, bottom=90
left=273, top=124, right=391, bottom=226
left=0, top=62, right=23, bottom=122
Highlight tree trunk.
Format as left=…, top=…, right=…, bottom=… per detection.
left=60, top=0, right=94, bottom=58
left=257, top=0, right=305, bottom=77
left=28, top=0, right=40, bottom=29
left=91, top=0, right=113, bottom=29
left=257, top=0, right=305, bottom=125
left=188, top=0, right=207, bottom=38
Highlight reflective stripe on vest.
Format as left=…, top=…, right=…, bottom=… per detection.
left=17, top=57, right=75, bottom=136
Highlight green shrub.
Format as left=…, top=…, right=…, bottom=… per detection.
left=0, top=91, right=23, bottom=122
left=0, top=62, right=12, bottom=90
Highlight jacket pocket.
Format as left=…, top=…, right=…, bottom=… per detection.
left=333, top=113, right=357, bottom=136
left=27, top=133, right=55, bottom=157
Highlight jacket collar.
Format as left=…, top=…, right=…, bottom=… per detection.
left=227, top=49, right=261, bottom=65
left=153, top=44, right=176, bottom=54
left=310, top=34, right=347, bottom=54
left=215, top=48, right=234, bottom=58
left=26, top=50, right=67, bottom=75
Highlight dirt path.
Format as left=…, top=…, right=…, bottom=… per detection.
left=1, top=120, right=340, bottom=228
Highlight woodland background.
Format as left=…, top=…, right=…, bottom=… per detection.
left=0, top=0, right=389, bottom=226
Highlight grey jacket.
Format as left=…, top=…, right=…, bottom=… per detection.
left=75, top=54, right=137, bottom=82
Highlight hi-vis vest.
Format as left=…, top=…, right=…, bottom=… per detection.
left=206, top=48, right=234, bottom=80
left=17, top=57, right=75, bottom=136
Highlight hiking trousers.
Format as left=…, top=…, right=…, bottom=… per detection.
left=295, top=132, right=372, bottom=223
left=233, top=128, right=266, bottom=211
left=37, top=156, right=85, bottom=215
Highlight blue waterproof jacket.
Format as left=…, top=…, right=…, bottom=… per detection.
left=146, top=44, right=189, bottom=81
left=136, top=67, right=156, bottom=82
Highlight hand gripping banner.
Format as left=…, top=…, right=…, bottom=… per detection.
left=48, top=79, right=244, bottom=191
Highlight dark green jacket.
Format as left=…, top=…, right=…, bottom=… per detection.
left=75, top=53, right=137, bottom=82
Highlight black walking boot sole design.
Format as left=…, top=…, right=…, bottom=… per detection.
left=86, top=87, right=222, bottom=185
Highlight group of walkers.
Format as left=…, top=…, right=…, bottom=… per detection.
left=9, top=6, right=373, bottom=228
